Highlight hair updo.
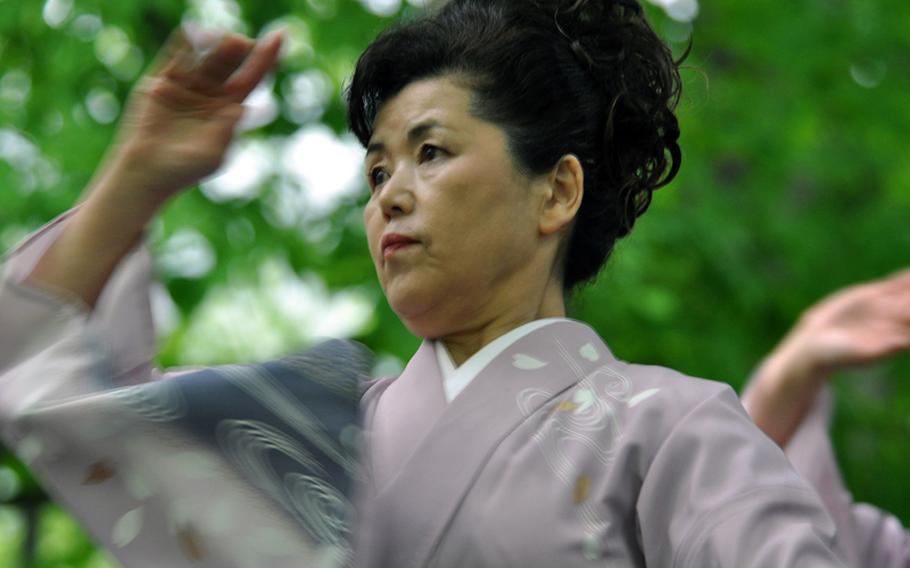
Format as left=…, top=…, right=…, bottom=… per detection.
left=347, top=0, right=683, bottom=291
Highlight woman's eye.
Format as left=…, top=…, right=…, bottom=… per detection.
left=419, top=145, right=445, bottom=163
left=369, top=167, right=389, bottom=189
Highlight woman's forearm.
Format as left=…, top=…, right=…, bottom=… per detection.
left=743, top=341, right=828, bottom=448
left=25, top=152, right=169, bottom=309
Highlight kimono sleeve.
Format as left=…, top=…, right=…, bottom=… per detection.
left=636, top=385, right=848, bottom=568
left=782, top=387, right=910, bottom=568
left=1, top=208, right=160, bottom=419
left=0, top=211, right=365, bottom=567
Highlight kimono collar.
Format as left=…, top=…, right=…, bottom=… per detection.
left=357, top=319, right=619, bottom=567
left=433, top=318, right=569, bottom=402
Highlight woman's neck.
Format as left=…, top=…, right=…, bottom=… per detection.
left=441, top=278, right=566, bottom=366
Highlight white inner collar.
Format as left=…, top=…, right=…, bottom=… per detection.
left=433, top=318, right=567, bottom=403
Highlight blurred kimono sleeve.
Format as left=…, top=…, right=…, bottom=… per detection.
left=743, top=382, right=910, bottom=568
left=0, top=209, right=158, bottom=399
left=0, top=210, right=365, bottom=568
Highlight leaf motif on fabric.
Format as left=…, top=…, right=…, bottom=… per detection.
left=512, top=353, right=548, bottom=370
left=579, top=343, right=600, bottom=362
left=178, top=525, right=205, bottom=560
left=573, top=476, right=592, bottom=504
left=112, top=507, right=144, bottom=548
left=82, top=460, right=116, bottom=485
left=627, top=388, right=661, bottom=408
left=551, top=400, right=578, bottom=414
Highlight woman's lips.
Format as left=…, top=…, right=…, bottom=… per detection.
left=381, top=234, right=420, bottom=259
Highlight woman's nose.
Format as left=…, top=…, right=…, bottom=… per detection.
left=378, top=169, right=415, bottom=221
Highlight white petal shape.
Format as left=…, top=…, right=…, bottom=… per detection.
left=573, top=389, right=596, bottom=413
left=512, top=353, right=548, bottom=370
left=112, top=506, right=144, bottom=547
left=583, top=532, right=603, bottom=560
left=579, top=343, right=600, bottom=362
left=628, top=388, right=661, bottom=408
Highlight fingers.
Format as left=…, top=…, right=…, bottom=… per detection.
left=144, top=26, right=281, bottom=103
left=149, top=28, right=196, bottom=78
left=896, top=298, right=910, bottom=326
left=162, top=30, right=255, bottom=92
left=858, top=323, right=910, bottom=360
left=880, top=268, right=910, bottom=300
left=224, top=31, right=284, bottom=101
left=874, top=272, right=910, bottom=323
left=194, top=34, right=256, bottom=87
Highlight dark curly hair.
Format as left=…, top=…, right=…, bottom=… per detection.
left=347, top=0, right=683, bottom=291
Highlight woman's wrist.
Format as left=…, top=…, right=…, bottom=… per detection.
left=746, top=335, right=829, bottom=447
left=88, top=146, right=179, bottom=213
left=763, top=335, right=828, bottom=396
left=24, top=155, right=171, bottom=309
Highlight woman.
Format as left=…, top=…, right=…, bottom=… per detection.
left=745, top=269, right=910, bottom=568
left=1, top=0, right=847, bottom=566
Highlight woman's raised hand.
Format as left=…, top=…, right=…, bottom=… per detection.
left=745, top=269, right=910, bottom=447
left=111, top=28, right=283, bottom=203
left=23, top=28, right=282, bottom=309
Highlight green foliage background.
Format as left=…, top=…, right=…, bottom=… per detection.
left=1, top=0, right=908, bottom=565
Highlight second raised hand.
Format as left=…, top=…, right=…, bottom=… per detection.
left=787, top=268, right=910, bottom=373
left=744, top=268, right=910, bottom=448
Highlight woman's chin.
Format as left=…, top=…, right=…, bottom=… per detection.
left=383, top=273, right=484, bottom=339
left=387, top=292, right=452, bottom=339
left=390, top=300, right=440, bottom=337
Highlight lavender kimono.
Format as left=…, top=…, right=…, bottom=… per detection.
left=353, top=322, right=848, bottom=567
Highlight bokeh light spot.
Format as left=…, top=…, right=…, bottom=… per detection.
left=42, top=0, right=73, bottom=28
left=85, top=88, right=121, bottom=124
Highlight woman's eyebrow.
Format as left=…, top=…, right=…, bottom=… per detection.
left=366, top=120, right=447, bottom=159
left=365, top=141, right=385, bottom=160
left=406, top=120, right=443, bottom=145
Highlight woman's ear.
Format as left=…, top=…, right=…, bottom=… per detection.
left=539, top=154, right=584, bottom=236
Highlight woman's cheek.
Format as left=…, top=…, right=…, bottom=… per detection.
left=363, top=207, right=383, bottom=263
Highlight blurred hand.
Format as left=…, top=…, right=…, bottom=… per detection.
left=781, top=269, right=910, bottom=375
left=23, top=28, right=282, bottom=309
left=108, top=27, right=283, bottom=205
left=745, top=269, right=910, bottom=447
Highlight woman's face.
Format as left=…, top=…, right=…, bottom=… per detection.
left=363, top=75, right=554, bottom=339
